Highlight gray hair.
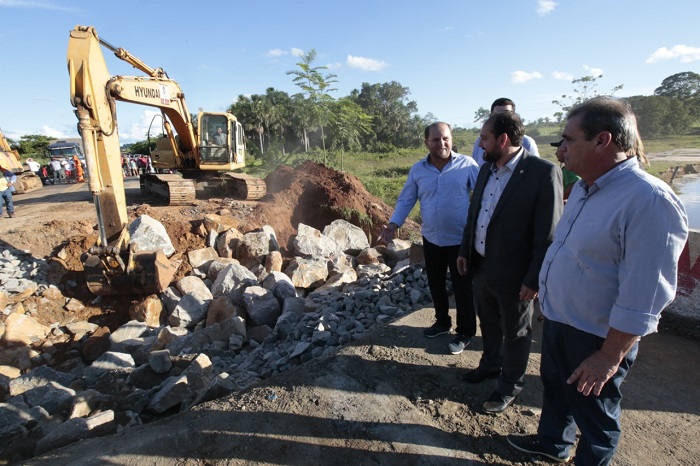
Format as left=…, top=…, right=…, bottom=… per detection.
left=567, top=96, right=638, bottom=153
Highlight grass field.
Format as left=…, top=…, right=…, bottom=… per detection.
left=316, top=129, right=700, bottom=223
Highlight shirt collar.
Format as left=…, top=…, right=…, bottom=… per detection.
left=493, top=147, right=524, bottom=174
left=582, top=157, right=639, bottom=194
left=422, top=151, right=455, bottom=170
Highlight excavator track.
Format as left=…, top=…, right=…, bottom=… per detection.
left=139, top=173, right=196, bottom=205
left=223, top=172, right=267, bottom=200
left=14, top=173, right=43, bottom=194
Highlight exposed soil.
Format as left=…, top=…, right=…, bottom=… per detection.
left=2, top=160, right=699, bottom=465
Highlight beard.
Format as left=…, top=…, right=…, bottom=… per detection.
left=483, top=150, right=501, bottom=163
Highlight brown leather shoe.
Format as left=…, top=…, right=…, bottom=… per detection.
left=7, top=212, right=14, bottom=218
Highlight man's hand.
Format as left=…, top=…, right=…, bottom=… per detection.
left=377, top=223, right=397, bottom=245
left=567, top=328, right=639, bottom=396
left=567, top=351, right=619, bottom=396
left=519, top=284, right=538, bottom=301
left=457, top=256, right=468, bottom=276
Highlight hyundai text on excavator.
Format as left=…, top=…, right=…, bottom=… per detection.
left=67, top=25, right=265, bottom=295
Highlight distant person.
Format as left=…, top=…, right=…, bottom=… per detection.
left=50, top=158, right=62, bottom=184
left=0, top=163, right=16, bottom=218
left=26, top=157, right=41, bottom=175
left=379, top=122, right=479, bottom=354
left=550, top=139, right=580, bottom=201
left=213, top=127, right=227, bottom=145
left=59, top=158, right=69, bottom=182
left=67, top=157, right=76, bottom=183
left=507, top=97, right=688, bottom=465
left=472, top=98, right=539, bottom=166
left=129, top=158, right=138, bottom=177
left=457, top=111, right=562, bottom=414
left=72, top=155, right=85, bottom=182
left=40, top=165, right=50, bottom=185
left=138, top=155, right=149, bottom=174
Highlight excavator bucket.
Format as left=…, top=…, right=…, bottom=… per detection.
left=83, top=249, right=177, bottom=296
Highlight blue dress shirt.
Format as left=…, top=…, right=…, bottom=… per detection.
left=538, top=157, right=688, bottom=338
left=390, top=152, right=479, bottom=247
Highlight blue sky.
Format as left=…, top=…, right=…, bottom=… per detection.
left=1, top=0, right=699, bottom=144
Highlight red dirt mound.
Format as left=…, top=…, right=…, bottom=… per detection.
left=240, top=161, right=398, bottom=252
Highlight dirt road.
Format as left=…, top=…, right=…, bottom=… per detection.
left=4, top=170, right=700, bottom=465
left=25, top=306, right=700, bottom=465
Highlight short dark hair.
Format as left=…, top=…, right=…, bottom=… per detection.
left=490, top=97, right=516, bottom=112
left=567, top=97, right=637, bottom=152
left=485, top=111, right=524, bottom=147
left=424, top=121, right=452, bottom=139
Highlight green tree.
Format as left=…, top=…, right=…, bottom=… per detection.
left=327, top=98, right=372, bottom=151
left=654, top=71, right=700, bottom=119
left=654, top=71, right=700, bottom=101
left=287, top=49, right=338, bottom=159
left=288, top=94, right=316, bottom=153
left=129, top=139, right=156, bottom=155
left=262, top=88, right=292, bottom=157
left=327, top=98, right=373, bottom=171
left=626, top=95, right=694, bottom=137
left=349, top=81, right=422, bottom=151
left=229, top=94, right=268, bottom=156
left=17, top=135, right=56, bottom=158
left=473, top=107, right=490, bottom=123
left=552, top=75, right=623, bottom=122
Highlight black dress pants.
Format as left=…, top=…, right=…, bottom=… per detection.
left=422, top=237, right=476, bottom=337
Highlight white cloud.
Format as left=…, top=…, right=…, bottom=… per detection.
left=0, top=0, right=76, bottom=10
left=41, top=125, right=64, bottom=138
left=265, top=48, right=286, bottom=58
left=645, top=45, right=700, bottom=63
left=265, top=47, right=304, bottom=58
left=552, top=71, right=573, bottom=81
left=511, top=70, right=543, bottom=83
left=325, top=62, right=342, bottom=70
left=583, top=64, right=603, bottom=77
left=118, top=110, right=161, bottom=142
left=536, top=0, right=557, bottom=16
left=347, top=55, right=388, bottom=71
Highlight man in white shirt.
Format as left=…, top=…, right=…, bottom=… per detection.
left=472, top=98, right=539, bottom=166
left=26, top=158, right=41, bottom=174
left=50, top=158, right=62, bottom=184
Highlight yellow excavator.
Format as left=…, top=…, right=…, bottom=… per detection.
left=67, top=25, right=265, bottom=295
left=0, top=128, right=43, bottom=194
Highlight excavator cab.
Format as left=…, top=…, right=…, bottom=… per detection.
left=197, top=112, right=246, bottom=169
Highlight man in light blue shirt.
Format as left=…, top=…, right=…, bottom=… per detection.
left=507, top=97, right=689, bottom=465
left=379, top=122, right=479, bottom=354
left=472, top=98, right=539, bottom=166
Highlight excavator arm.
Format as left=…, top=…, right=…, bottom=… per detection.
left=67, top=25, right=176, bottom=295
left=66, top=24, right=264, bottom=294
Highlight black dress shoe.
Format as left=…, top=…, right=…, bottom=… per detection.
left=461, top=367, right=500, bottom=383
left=482, top=391, right=517, bottom=414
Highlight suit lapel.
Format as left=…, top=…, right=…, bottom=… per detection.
left=491, top=153, right=531, bottom=221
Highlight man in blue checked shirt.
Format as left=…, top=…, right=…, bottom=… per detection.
left=379, top=122, right=479, bottom=355
left=507, top=97, right=688, bottom=465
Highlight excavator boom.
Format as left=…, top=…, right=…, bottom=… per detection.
left=66, top=25, right=265, bottom=295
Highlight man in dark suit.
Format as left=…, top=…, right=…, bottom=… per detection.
left=457, top=111, right=563, bottom=414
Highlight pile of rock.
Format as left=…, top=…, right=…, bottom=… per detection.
left=0, top=214, right=436, bottom=460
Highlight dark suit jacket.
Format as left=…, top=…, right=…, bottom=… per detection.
left=459, top=150, right=563, bottom=294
